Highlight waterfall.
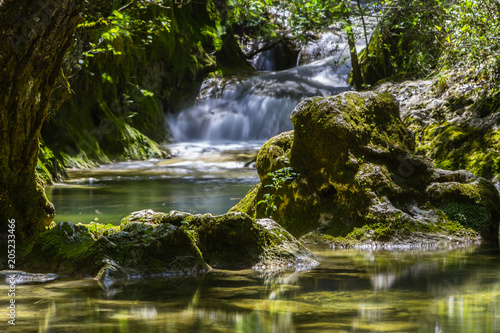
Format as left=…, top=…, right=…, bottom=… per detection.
left=166, top=55, right=352, bottom=143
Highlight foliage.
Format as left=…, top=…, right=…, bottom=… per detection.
left=77, top=1, right=170, bottom=66
left=439, top=0, right=500, bottom=77
left=257, top=167, right=298, bottom=216
left=364, top=0, right=499, bottom=81
left=226, top=0, right=376, bottom=42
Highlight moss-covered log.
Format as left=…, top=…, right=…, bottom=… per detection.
left=0, top=0, right=84, bottom=248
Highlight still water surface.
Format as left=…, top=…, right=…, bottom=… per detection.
left=46, top=142, right=261, bottom=225
left=2, top=245, right=499, bottom=332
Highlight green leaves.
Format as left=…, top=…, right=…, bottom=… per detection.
left=258, top=167, right=298, bottom=217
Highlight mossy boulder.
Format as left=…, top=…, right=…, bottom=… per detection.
left=24, top=220, right=209, bottom=286
left=24, top=210, right=317, bottom=284
left=153, top=210, right=317, bottom=270
left=231, top=91, right=500, bottom=246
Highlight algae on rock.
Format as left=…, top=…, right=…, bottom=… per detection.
left=375, top=72, right=500, bottom=181
left=24, top=209, right=317, bottom=285
left=231, top=91, right=500, bottom=246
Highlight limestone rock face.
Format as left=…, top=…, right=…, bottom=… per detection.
left=375, top=73, right=500, bottom=181
left=232, top=91, right=500, bottom=246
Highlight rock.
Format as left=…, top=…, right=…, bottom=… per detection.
left=160, top=211, right=318, bottom=270
left=0, top=270, right=59, bottom=285
left=24, top=220, right=209, bottom=286
left=90, top=222, right=209, bottom=279
left=24, top=221, right=95, bottom=274
left=375, top=70, right=500, bottom=181
left=231, top=91, right=500, bottom=246
left=253, top=218, right=318, bottom=271
left=24, top=210, right=317, bottom=285
left=256, top=130, right=294, bottom=182
left=120, top=209, right=166, bottom=228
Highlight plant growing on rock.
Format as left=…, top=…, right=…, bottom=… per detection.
left=258, top=167, right=298, bottom=217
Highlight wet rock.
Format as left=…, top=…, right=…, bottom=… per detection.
left=375, top=71, right=500, bottom=181
left=231, top=91, right=500, bottom=246
left=25, top=210, right=317, bottom=285
left=253, top=218, right=318, bottom=271
left=25, top=220, right=209, bottom=286
left=91, top=221, right=210, bottom=280
left=120, top=209, right=166, bottom=228
left=0, top=270, right=59, bottom=285
left=161, top=211, right=318, bottom=270
left=24, top=221, right=95, bottom=273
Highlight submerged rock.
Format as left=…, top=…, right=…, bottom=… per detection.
left=231, top=91, right=500, bottom=246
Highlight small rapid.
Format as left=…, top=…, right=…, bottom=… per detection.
left=166, top=55, right=352, bottom=142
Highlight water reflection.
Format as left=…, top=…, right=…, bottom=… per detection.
left=2, top=245, right=499, bottom=332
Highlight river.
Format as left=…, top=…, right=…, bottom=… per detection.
left=32, top=32, right=500, bottom=333
left=2, top=245, right=499, bottom=332
left=46, top=40, right=353, bottom=225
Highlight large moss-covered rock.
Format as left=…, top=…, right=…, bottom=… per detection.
left=142, top=210, right=318, bottom=270
left=24, top=220, right=209, bottom=286
left=231, top=91, right=500, bottom=246
left=24, top=209, right=316, bottom=284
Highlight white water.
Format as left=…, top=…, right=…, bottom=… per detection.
left=166, top=55, right=352, bottom=142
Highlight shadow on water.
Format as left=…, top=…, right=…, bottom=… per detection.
left=2, top=244, right=499, bottom=332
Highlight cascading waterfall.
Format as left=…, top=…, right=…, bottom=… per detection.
left=166, top=43, right=353, bottom=143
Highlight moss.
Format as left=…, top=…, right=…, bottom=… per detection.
left=438, top=202, right=490, bottom=236
left=233, top=91, right=499, bottom=245
left=255, top=131, right=294, bottom=182
left=229, top=183, right=260, bottom=218
left=24, top=222, right=96, bottom=273
left=85, top=221, right=120, bottom=239
left=36, top=140, right=67, bottom=184
left=417, top=122, right=500, bottom=179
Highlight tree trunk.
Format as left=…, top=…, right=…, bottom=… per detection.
left=0, top=0, right=83, bottom=250
left=342, top=0, right=363, bottom=91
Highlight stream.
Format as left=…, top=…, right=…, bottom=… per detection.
left=47, top=43, right=353, bottom=225
left=2, top=245, right=499, bottom=332
left=28, top=32, right=500, bottom=332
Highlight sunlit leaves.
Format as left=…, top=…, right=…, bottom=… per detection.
left=77, top=0, right=171, bottom=61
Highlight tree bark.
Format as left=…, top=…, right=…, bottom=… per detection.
left=342, top=0, right=363, bottom=91
left=0, top=0, right=84, bottom=249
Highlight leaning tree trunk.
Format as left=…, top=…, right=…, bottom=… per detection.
left=0, top=0, right=83, bottom=249
left=342, top=0, right=363, bottom=91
